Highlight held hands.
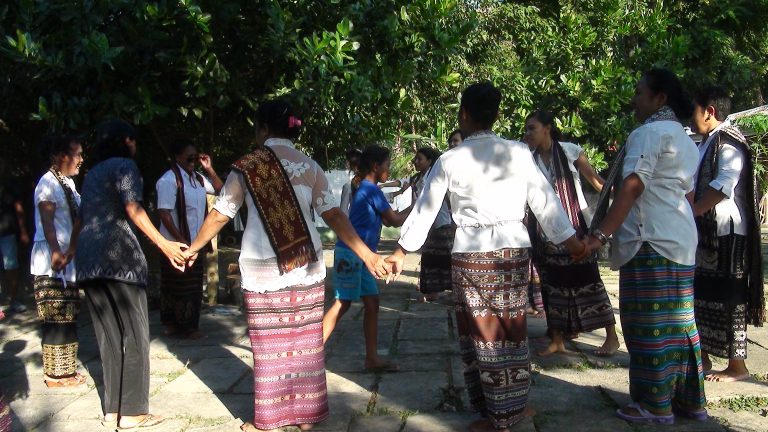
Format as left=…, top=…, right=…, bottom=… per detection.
left=159, top=239, right=190, bottom=271
left=384, top=249, right=406, bottom=284
left=364, top=253, right=393, bottom=279
left=583, top=235, right=604, bottom=258
left=51, top=250, right=68, bottom=272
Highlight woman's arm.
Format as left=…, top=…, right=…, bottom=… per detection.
left=381, top=206, right=413, bottom=227
left=585, top=174, right=645, bottom=253
left=200, top=154, right=224, bottom=193
left=574, top=152, right=605, bottom=192
left=186, top=209, right=230, bottom=256
left=38, top=202, right=67, bottom=271
left=156, top=209, right=187, bottom=242
left=124, top=201, right=188, bottom=270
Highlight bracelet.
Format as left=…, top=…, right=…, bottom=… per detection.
left=591, top=228, right=608, bottom=245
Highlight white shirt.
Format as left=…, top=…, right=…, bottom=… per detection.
left=696, top=122, right=747, bottom=236
left=339, top=172, right=354, bottom=215
left=156, top=165, right=215, bottom=241
left=31, top=171, right=81, bottom=281
left=611, top=120, right=699, bottom=268
left=399, top=133, right=575, bottom=253
left=534, top=141, right=591, bottom=226
left=214, top=139, right=339, bottom=292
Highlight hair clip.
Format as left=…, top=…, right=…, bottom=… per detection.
left=288, top=116, right=302, bottom=128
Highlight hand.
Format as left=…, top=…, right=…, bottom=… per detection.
left=51, top=250, right=68, bottom=272
left=63, top=248, right=76, bottom=266
left=364, top=253, right=391, bottom=279
left=384, top=250, right=406, bottom=284
left=19, top=231, right=30, bottom=247
left=199, top=153, right=213, bottom=172
left=570, top=238, right=590, bottom=262
left=183, top=248, right=199, bottom=268
left=159, top=240, right=188, bottom=272
left=583, top=235, right=603, bottom=258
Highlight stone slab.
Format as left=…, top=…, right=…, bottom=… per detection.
left=326, top=372, right=376, bottom=394
left=161, top=357, right=251, bottom=393
left=350, top=415, right=402, bottom=432
left=398, top=318, right=450, bottom=340
left=397, top=339, right=456, bottom=355
left=376, top=371, right=447, bottom=412
left=404, top=412, right=487, bottom=432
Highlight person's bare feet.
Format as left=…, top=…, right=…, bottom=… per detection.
left=705, top=368, right=750, bottom=382
left=594, top=337, right=620, bottom=357
left=298, top=423, right=314, bottom=431
left=364, top=357, right=399, bottom=372
left=117, top=414, right=164, bottom=429
left=701, top=352, right=712, bottom=373
left=538, top=340, right=568, bottom=356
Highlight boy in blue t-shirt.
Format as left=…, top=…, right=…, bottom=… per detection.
left=322, top=145, right=411, bottom=371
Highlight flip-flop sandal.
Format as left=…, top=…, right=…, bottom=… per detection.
left=45, top=372, right=87, bottom=388
left=672, top=404, right=708, bottom=421
left=117, top=414, right=165, bottom=430
left=615, top=402, right=674, bottom=425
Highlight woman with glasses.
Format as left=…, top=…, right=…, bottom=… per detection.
left=155, top=139, right=223, bottom=339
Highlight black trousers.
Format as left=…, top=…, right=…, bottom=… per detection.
left=83, top=279, right=150, bottom=416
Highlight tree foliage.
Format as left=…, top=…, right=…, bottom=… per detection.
left=1, top=0, right=767, bottom=180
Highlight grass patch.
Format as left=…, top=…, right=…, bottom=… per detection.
left=708, top=395, right=768, bottom=413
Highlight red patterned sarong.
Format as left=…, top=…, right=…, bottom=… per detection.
left=244, top=281, right=328, bottom=429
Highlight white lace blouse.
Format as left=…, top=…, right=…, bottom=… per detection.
left=213, top=138, right=339, bottom=292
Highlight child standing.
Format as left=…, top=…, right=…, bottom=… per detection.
left=322, top=144, right=411, bottom=371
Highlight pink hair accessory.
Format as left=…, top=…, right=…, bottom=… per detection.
left=288, top=116, right=302, bottom=128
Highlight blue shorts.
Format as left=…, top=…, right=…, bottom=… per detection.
left=0, top=234, right=19, bottom=271
left=333, top=247, right=378, bottom=301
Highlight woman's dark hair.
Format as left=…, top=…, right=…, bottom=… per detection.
left=255, top=99, right=302, bottom=140
left=447, top=129, right=464, bottom=142
left=693, top=86, right=732, bottom=121
left=94, top=119, right=136, bottom=162
left=357, top=144, right=390, bottom=178
left=526, top=110, right=563, bottom=141
left=169, top=138, right=196, bottom=157
left=416, top=147, right=441, bottom=169
left=642, top=68, right=694, bottom=120
left=40, top=134, right=81, bottom=163
left=460, top=82, right=502, bottom=128
left=345, top=148, right=363, bottom=171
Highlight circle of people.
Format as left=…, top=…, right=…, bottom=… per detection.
left=8, top=67, right=765, bottom=432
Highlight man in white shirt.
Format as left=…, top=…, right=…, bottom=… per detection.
left=386, top=82, right=585, bottom=432
left=690, top=86, right=764, bottom=382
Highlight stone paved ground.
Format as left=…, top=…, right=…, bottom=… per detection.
left=2, top=240, right=768, bottom=432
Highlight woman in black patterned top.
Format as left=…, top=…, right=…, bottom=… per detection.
left=76, top=119, right=188, bottom=430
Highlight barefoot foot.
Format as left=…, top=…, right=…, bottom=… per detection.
left=704, top=368, right=750, bottom=382
left=594, top=338, right=620, bottom=357
left=537, top=341, right=568, bottom=356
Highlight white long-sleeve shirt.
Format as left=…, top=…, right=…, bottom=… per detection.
left=612, top=120, right=699, bottom=268
left=399, top=132, right=575, bottom=253
left=696, top=122, right=748, bottom=236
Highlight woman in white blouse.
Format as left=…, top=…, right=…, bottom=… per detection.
left=31, top=135, right=85, bottom=387
left=585, top=68, right=707, bottom=424
left=155, top=139, right=223, bottom=339
left=523, top=111, right=619, bottom=357
left=184, top=100, right=389, bottom=432
left=386, top=82, right=585, bottom=432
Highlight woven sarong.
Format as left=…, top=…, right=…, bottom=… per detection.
left=419, top=224, right=455, bottom=294
left=528, top=260, right=544, bottom=311
left=160, top=256, right=204, bottom=334
left=694, top=234, right=749, bottom=359
left=452, top=248, right=530, bottom=429
left=620, top=243, right=706, bottom=415
left=538, top=253, right=615, bottom=333
left=34, top=275, right=80, bottom=378
left=244, top=281, right=328, bottom=429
